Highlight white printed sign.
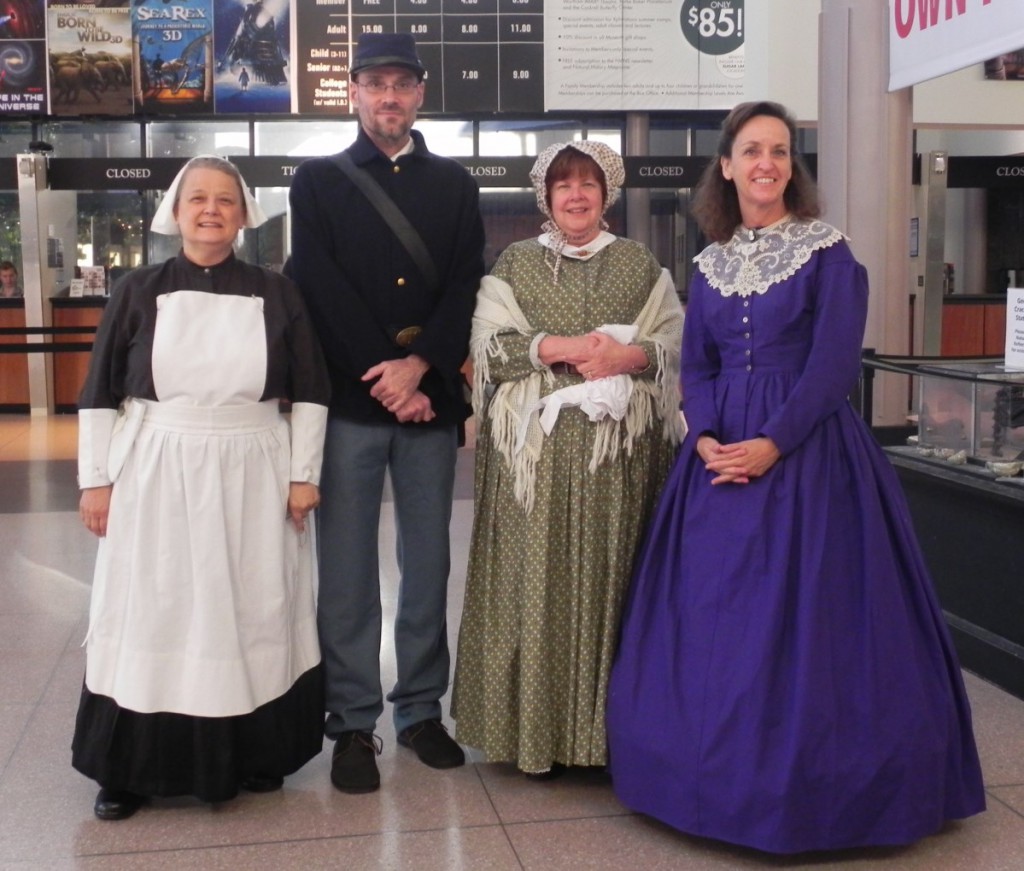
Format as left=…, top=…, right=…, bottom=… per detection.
left=545, top=0, right=745, bottom=110
left=1005, top=288, right=1024, bottom=371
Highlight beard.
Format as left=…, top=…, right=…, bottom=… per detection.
left=366, top=111, right=413, bottom=146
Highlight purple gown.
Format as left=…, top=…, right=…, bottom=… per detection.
left=606, top=221, right=985, bottom=854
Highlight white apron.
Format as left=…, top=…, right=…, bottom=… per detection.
left=84, top=291, right=320, bottom=717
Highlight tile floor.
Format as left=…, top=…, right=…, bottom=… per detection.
left=1, top=414, right=1022, bottom=869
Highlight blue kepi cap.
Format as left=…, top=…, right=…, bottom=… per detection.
left=350, top=33, right=426, bottom=79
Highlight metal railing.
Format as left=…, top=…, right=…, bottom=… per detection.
left=0, top=324, right=97, bottom=354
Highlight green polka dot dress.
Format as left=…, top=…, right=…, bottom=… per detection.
left=452, top=238, right=680, bottom=774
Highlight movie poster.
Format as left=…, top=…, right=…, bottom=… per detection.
left=213, top=0, right=291, bottom=114
left=47, top=1, right=133, bottom=116
left=133, top=0, right=214, bottom=115
left=0, top=0, right=47, bottom=115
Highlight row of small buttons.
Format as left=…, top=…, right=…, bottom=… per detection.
left=743, top=298, right=752, bottom=371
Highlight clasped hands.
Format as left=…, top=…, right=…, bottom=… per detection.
left=541, top=331, right=646, bottom=380
left=696, top=434, right=781, bottom=485
left=362, top=354, right=435, bottom=423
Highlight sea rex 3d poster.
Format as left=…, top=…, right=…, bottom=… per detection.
left=133, top=0, right=214, bottom=114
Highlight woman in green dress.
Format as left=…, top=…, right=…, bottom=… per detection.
left=452, top=141, right=684, bottom=777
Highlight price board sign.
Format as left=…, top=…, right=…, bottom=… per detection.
left=296, top=0, right=544, bottom=114
left=295, top=0, right=742, bottom=115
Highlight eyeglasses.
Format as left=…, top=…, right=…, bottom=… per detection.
left=356, top=79, right=420, bottom=96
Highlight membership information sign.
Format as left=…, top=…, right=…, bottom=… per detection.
left=1006, top=288, right=1024, bottom=371
left=545, top=0, right=744, bottom=110
left=295, top=0, right=743, bottom=115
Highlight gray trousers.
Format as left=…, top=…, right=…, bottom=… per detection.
left=317, top=418, right=457, bottom=737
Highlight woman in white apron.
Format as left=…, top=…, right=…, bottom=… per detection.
left=74, top=156, right=329, bottom=820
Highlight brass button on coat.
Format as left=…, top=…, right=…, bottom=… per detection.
left=395, top=326, right=422, bottom=347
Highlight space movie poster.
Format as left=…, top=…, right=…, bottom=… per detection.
left=133, top=0, right=214, bottom=115
left=0, top=0, right=47, bottom=115
left=47, top=2, right=133, bottom=116
left=213, top=0, right=291, bottom=114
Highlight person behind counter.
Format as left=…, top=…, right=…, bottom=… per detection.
left=452, top=141, right=684, bottom=778
left=73, top=155, right=330, bottom=821
left=606, top=101, right=985, bottom=853
left=0, top=261, right=21, bottom=297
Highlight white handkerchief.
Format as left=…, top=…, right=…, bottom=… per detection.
left=515, top=323, right=639, bottom=451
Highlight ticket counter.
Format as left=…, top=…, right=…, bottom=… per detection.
left=51, top=296, right=106, bottom=414
left=941, top=295, right=1007, bottom=356
left=0, top=298, right=30, bottom=412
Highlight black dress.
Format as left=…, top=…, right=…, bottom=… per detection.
left=73, top=253, right=330, bottom=801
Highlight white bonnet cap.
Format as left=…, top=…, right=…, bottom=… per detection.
left=150, top=155, right=268, bottom=235
left=527, top=141, right=625, bottom=283
left=529, top=140, right=625, bottom=223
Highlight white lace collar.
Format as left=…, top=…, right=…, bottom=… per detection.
left=695, top=217, right=845, bottom=298
left=538, top=230, right=616, bottom=260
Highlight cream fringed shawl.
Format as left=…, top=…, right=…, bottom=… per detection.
left=471, top=267, right=685, bottom=513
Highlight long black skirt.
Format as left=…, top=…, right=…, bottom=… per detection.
left=71, top=664, right=324, bottom=803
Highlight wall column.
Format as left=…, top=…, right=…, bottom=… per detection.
left=16, top=154, right=50, bottom=415
left=818, top=0, right=914, bottom=425
left=623, top=112, right=651, bottom=248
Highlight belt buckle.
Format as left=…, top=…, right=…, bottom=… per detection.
left=395, top=326, right=422, bottom=348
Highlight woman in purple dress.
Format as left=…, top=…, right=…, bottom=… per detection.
left=606, top=102, right=985, bottom=853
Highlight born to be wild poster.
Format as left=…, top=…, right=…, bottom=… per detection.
left=47, top=2, right=134, bottom=117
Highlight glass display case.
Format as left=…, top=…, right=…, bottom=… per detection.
left=917, top=361, right=1024, bottom=466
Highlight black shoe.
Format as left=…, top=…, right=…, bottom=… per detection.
left=331, top=731, right=382, bottom=794
left=524, top=762, right=567, bottom=782
left=397, top=719, right=465, bottom=769
left=93, top=787, right=145, bottom=821
left=240, top=774, right=284, bottom=793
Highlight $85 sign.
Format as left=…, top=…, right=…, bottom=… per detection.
left=681, top=0, right=745, bottom=56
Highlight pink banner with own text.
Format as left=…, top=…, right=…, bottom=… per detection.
left=888, top=0, right=1024, bottom=90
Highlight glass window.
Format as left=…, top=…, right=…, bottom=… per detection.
left=261, top=118, right=476, bottom=158
left=479, top=119, right=582, bottom=157
left=147, top=121, right=250, bottom=158
left=256, top=187, right=289, bottom=225
left=76, top=192, right=147, bottom=279
left=479, top=189, right=535, bottom=271
left=0, top=192, right=21, bottom=271
left=585, top=125, right=622, bottom=153
left=9, top=112, right=815, bottom=285
left=651, top=121, right=693, bottom=157
left=255, top=120, right=358, bottom=157
left=36, top=121, right=142, bottom=158
left=694, top=128, right=720, bottom=156
left=415, top=120, right=474, bottom=157
left=241, top=217, right=289, bottom=272
left=797, top=126, right=818, bottom=155
left=0, top=122, right=34, bottom=158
